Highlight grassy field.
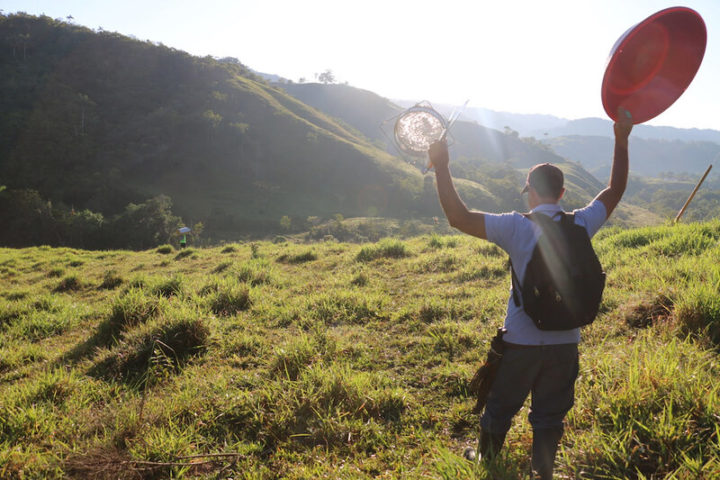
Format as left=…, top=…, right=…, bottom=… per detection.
left=2, top=221, right=720, bottom=479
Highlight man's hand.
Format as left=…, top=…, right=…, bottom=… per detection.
left=428, top=139, right=450, bottom=170
left=614, top=107, right=633, bottom=146
left=596, top=106, right=632, bottom=219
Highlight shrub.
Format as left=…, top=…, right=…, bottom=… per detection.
left=104, top=195, right=182, bottom=250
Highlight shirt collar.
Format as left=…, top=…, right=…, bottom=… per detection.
left=530, top=203, right=563, bottom=215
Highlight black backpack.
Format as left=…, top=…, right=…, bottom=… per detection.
left=510, top=212, right=606, bottom=330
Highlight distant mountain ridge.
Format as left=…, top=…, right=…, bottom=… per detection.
left=388, top=100, right=720, bottom=179
left=393, top=100, right=720, bottom=144
left=535, top=118, right=720, bottom=144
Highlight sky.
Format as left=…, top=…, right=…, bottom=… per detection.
left=3, top=0, right=720, bottom=130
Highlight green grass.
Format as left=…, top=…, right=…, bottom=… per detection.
left=1, top=222, right=720, bottom=478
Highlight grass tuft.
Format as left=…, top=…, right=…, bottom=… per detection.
left=98, top=270, right=124, bottom=290
left=155, top=244, right=175, bottom=254
left=91, top=310, right=210, bottom=385
left=97, top=289, right=162, bottom=344
left=212, top=261, right=233, bottom=273
left=150, top=275, right=184, bottom=298
left=208, top=279, right=252, bottom=316
left=277, top=250, right=318, bottom=264
left=174, top=248, right=197, bottom=260
left=675, top=284, right=720, bottom=344
left=54, top=274, right=83, bottom=292
left=235, top=259, right=273, bottom=286
left=47, top=267, right=65, bottom=278
left=350, top=272, right=369, bottom=287
left=221, top=243, right=240, bottom=253
left=356, top=239, right=411, bottom=262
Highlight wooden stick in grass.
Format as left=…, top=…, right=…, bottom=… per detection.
left=674, top=164, right=712, bottom=223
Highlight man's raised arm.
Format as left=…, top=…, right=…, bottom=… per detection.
left=429, top=140, right=488, bottom=239
left=595, top=109, right=633, bottom=219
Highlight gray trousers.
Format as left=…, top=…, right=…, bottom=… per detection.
left=480, top=342, right=579, bottom=434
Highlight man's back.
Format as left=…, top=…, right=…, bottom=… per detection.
left=482, top=201, right=607, bottom=345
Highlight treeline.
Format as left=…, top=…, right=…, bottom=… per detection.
left=0, top=189, right=188, bottom=249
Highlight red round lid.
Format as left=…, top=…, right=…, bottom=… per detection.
left=601, top=7, right=706, bottom=124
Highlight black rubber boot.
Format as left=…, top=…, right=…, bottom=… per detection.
left=531, top=427, right=564, bottom=479
left=478, top=428, right=507, bottom=462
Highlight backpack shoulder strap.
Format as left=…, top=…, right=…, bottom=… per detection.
left=559, top=211, right=575, bottom=225
left=510, top=212, right=533, bottom=307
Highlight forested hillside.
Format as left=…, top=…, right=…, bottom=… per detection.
left=1, top=14, right=656, bottom=249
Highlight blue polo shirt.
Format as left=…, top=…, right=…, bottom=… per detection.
left=484, top=199, right=608, bottom=345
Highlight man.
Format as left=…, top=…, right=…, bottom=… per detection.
left=428, top=111, right=633, bottom=479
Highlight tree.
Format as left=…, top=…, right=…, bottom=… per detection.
left=317, top=69, right=335, bottom=84
left=107, top=195, right=183, bottom=250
